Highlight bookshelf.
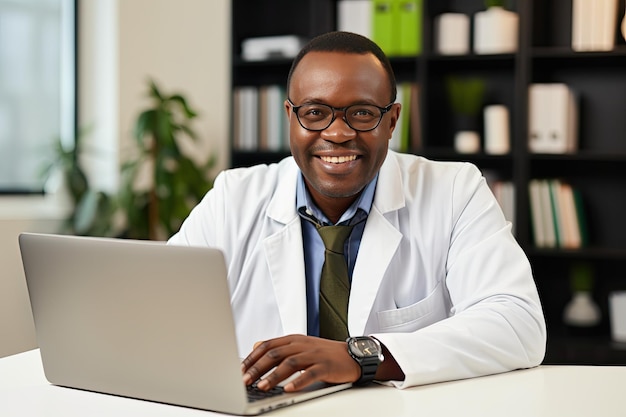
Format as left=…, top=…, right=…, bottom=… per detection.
left=230, top=0, right=626, bottom=364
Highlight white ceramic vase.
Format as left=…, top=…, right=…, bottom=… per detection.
left=473, top=6, right=519, bottom=54
left=563, top=291, right=601, bottom=327
left=454, top=131, right=480, bottom=154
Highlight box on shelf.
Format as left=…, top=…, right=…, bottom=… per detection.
left=241, top=35, right=308, bottom=61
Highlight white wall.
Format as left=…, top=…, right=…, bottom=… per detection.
left=0, top=0, right=231, bottom=358
left=0, top=198, right=67, bottom=358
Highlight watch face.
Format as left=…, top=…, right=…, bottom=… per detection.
left=352, top=338, right=380, bottom=357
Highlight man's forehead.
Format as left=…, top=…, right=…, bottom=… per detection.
left=289, top=51, right=388, bottom=97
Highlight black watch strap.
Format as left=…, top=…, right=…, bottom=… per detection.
left=355, top=354, right=380, bottom=385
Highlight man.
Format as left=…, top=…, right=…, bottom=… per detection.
left=168, top=31, right=546, bottom=391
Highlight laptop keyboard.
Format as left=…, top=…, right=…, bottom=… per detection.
left=247, top=382, right=285, bottom=402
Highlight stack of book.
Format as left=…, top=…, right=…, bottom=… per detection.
left=232, top=85, right=289, bottom=152
left=389, top=82, right=420, bottom=152
left=572, top=0, right=619, bottom=52
left=528, top=179, right=588, bottom=249
left=337, top=0, right=423, bottom=56
left=528, top=83, right=579, bottom=154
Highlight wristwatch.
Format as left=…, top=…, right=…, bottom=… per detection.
left=346, top=336, right=385, bottom=385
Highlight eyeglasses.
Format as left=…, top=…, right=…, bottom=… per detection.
left=288, top=99, right=394, bottom=132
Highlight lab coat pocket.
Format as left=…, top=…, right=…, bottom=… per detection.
left=377, top=282, right=447, bottom=333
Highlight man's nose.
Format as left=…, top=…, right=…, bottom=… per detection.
left=320, top=115, right=357, bottom=143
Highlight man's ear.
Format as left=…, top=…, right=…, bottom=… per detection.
left=284, top=99, right=292, bottom=117
left=387, top=103, right=402, bottom=139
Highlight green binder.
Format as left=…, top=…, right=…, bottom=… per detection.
left=372, top=0, right=396, bottom=55
left=396, top=0, right=422, bottom=56
left=372, top=0, right=422, bottom=57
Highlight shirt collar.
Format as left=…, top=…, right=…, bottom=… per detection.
left=296, top=172, right=378, bottom=226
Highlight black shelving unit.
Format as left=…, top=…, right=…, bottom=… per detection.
left=230, top=0, right=626, bottom=364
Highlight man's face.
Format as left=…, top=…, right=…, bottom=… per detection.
left=286, top=51, right=400, bottom=207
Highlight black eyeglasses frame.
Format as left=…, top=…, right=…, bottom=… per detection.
left=287, top=99, right=394, bottom=132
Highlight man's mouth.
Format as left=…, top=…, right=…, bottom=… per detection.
left=319, top=155, right=358, bottom=164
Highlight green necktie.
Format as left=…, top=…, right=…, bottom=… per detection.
left=317, top=224, right=354, bottom=341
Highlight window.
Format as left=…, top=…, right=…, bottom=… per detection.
left=0, top=0, right=75, bottom=193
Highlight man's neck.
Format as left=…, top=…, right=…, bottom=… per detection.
left=307, top=189, right=360, bottom=225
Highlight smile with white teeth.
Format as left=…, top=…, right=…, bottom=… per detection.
left=320, top=155, right=357, bottom=164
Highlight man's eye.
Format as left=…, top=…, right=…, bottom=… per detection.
left=302, top=107, right=329, bottom=118
left=351, top=107, right=376, bottom=118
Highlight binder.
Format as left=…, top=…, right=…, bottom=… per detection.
left=372, top=0, right=396, bottom=55
left=337, top=0, right=372, bottom=38
left=528, top=83, right=578, bottom=154
left=396, top=0, right=422, bottom=56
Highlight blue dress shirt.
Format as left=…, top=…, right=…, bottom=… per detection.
left=296, top=173, right=377, bottom=337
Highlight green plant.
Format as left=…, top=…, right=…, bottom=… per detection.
left=42, top=129, right=117, bottom=236
left=485, top=0, right=506, bottom=8
left=445, top=76, right=486, bottom=117
left=570, top=262, right=595, bottom=293
left=119, top=79, right=215, bottom=240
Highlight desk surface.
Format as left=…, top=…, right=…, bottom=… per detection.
left=1, top=349, right=625, bottom=417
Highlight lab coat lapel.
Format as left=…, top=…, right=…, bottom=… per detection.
left=349, top=152, right=404, bottom=336
left=263, top=159, right=308, bottom=335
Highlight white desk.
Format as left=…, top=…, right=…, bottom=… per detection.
left=1, top=349, right=625, bottom=417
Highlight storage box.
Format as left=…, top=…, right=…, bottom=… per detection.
left=241, top=35, right=308, bottom=61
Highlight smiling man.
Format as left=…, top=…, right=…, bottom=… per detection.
left=168, top=31, right=546, bottom=392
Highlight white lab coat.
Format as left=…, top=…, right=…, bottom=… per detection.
left=168, top=151, right=546, bottom=388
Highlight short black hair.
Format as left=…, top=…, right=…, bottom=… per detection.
left=286, top=31, right=397, bottom=103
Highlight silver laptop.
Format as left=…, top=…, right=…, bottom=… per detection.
left=19, top=232, right=352, bottom=415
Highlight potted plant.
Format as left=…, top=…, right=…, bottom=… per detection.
left=44, top=79, right=215, bottom=240
left=42, top=128, right=117, bottom=236
left=119, top=79, right=215, bottom=240
left=445, top=76, right=486, bottom=153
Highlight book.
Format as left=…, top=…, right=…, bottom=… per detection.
left=528, top=179, right=547, bottom=248
left=539, top=179, right=557, bottom=248
left=258, top=85, right=285, bottom=151
left=408, top=83, right=421, bottom=151
left=389, top=83, right=405, bottom=151
left=572, top=0, right=618, bottom=51
left=572, top=0, right=591, bottom=51
left=558, top=182, right=582, bottom=249
left=548, top=179, right=566, bottom=248
left=572, top=187, right=589, bottom=247
left=233, top=86, right=259, bottom=151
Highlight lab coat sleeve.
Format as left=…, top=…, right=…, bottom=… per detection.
left=167, top=169, right=228, bottom=248
left=373, top=163, right=547, bottom=388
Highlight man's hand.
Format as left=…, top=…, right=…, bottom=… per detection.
left=241, top=334, right=361, bottom=392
